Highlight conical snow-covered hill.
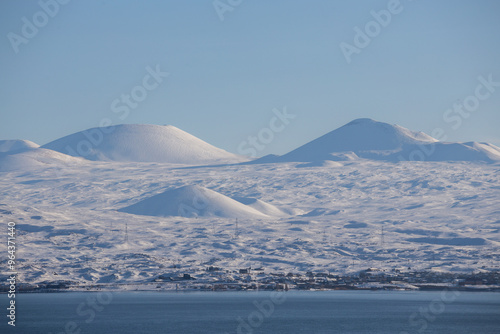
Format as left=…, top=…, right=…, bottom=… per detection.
left=42, top=124, right=247, bottom=165
left=118, top=185, right=268, bottom=219
left=0, top=148, right=85, bottom=172
left=0, top=139, right=39, bottom=153
left=260, top=118, right=500, bottom=163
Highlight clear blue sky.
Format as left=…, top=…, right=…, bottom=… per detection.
left=1, top=0, right=499, bottom=156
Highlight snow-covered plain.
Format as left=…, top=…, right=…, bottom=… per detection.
left=0, top=120, right=499, bottom=286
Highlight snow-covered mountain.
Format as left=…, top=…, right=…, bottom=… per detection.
left=0, top=139, right=39, bottom=153
left=42, top=124, right=247, bottom=165
left=2, top=157, right=499, bottom=286
left=1, top=119, right=499, bottom=287
left=6, top=120, right=498, bottom=170
left=0, top=148, right=85, bottom=172
left=118, top=185, right=268, bottom=218
left=257, top=118, right=500, bottom=163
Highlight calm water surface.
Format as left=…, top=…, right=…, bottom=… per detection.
left=2, top=290, right=499, bottom=333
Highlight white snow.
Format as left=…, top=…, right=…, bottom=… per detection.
left=0, top=139, right=39, bottom=153
left=295, top=160, right=343, bottom=168
left=262, top=118, right=500, bottom=163
left=463, top=142, right=500, bottom=161
left=232, top=196, right=290, bottom=217
left=0, top=148, right=85, bottom=172
left=118, top=185, right=269, bottom=219
left=42, top=124, right=248, bottom=165
left=0, top=119, right=499, bottom=286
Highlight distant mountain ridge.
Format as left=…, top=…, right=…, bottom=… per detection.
left=42, top=124, right=247, bottom=165
left=1, top=119, right=499, bottom=172
left=254, top=118, right=500, bottom=163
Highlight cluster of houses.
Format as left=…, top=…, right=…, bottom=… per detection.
left=148, top=267, right=500, bottom=292
left=2, top=268, right=499, bottom=292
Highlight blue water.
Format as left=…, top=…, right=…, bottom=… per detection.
left=2, top=291, right=499, bottom=333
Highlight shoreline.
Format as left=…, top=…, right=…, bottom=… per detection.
left=4, top=283, right=500, bottom=294
left=4, top=269, right=499, bottom=294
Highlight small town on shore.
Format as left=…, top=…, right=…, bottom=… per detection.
left=2, top=267, right=500, bottom=293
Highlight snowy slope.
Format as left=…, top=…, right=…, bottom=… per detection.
left=232, top=196, right=289, bottom=217
left=463, top=142, right=500, bottom=161
left=276, top=118, right=436, bottom=162
left=42, top=124, right=247, bottom=164
left=0, top=148, right=85, bottom=172
left=261, top=118, right=500, bottom=163
left=118, top=185, right=268, bottom=218
left=1, top=159, right=499, bottom=286
left=0, top=139, right=39, bottom=153
left=0, top=119, right=499, bottom=286
left=423, top=142, right=500, bottom=162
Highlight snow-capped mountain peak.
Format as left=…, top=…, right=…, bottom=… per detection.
left=260, top=118, right=500, bottom=163
left=42, top=124, right=247, bottom=165
left=0, top=139, right=39, bottom=153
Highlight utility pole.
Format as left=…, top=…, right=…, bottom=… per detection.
left=125, top=222, right=128, bottom=243
left=381, top=225, right=385, bottom=248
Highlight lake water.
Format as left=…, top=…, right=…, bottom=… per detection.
left=2, top=291, right=499, bottom=333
